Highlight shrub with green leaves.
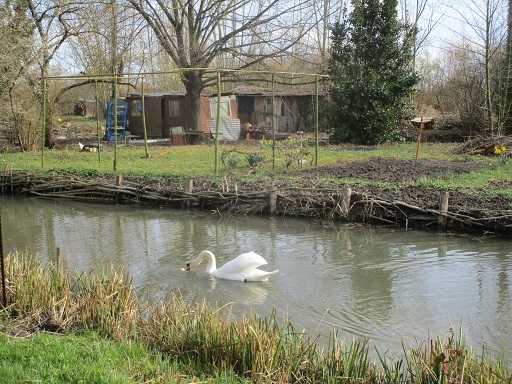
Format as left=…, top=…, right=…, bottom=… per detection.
left=246, top=152, right=265, bottom=167
left=226, top=154, right=239, bottom=170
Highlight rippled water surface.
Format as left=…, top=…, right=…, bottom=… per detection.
left=1, top=195, right=511, bottom=360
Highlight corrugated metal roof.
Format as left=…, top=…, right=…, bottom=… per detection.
left=127, top=91, right=212, bottom=98
left=226, top=85, right=321, bottom=97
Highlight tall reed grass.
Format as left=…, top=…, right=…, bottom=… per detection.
left=1, top=251, right=509, bottom=383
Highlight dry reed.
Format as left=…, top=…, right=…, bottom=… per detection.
left=1, top=251, right=510, bottom=383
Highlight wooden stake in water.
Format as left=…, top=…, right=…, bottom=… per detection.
left=438, top=191, right=449, bottom=231
left=0, top=208, right=7, bottom=308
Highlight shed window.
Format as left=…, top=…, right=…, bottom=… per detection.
left=169, top=99, right=180, bottom=117
left=238, top=96, right=254, bottom=113
left=211, top=101, right=231, bottom=119
left=265, top=98, right=283, bottom=115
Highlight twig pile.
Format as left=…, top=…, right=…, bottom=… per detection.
left=1, top=170, right=512, bottom=235
left=456, top=135, right=512, bottom=156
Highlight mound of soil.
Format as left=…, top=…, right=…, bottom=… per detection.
left=169, top=157, right=510, bottom=215
left=296, top=157, right=485, bottom=183
left=288, top=158, right=510, bottom=213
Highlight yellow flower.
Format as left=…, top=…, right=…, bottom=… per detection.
left=494, top=146, right=501, bottom=155
left=501, top=146, right=506, bottom=152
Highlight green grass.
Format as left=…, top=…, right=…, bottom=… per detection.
left=4, top=142, right=512, bottom=193
left=0, top=141, right=458, bottom=174
left=0, top=332, right=177, bottom=384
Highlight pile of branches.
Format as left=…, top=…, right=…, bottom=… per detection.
left=2, top=171, right=512, bottom=236
left=0, top=171, right=270, bottom=211
left=456, top=135, right=512, bottom=156
left=213, top=186, right=512, bottom=235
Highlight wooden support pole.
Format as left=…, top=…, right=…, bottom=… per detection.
left=56, top=247, right=62, bottom=274
left=116, top=175, right=122, bottom=203
left=0, top=208, right=7, bottom=308
left=438, top=191, right=449, bottom=230
left=341, top=187, right=352, bottom=217
left=270, top=186, right=278, bottom=215
left=184, top=179, right=194, bottom=208
left=185, top=179, right=194, bottom=193
left=415, top=116, right=424, bottom=165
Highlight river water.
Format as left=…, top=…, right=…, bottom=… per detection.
left=1, top=195, right=511, bottom=362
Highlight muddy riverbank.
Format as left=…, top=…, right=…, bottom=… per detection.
left=2, top=155, right=511, bottom=236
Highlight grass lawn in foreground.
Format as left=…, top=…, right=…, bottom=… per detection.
left=0, top=331, right=180, bottom=384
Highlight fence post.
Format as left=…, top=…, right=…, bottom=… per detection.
left=438, top=191, right=449, bottom=230
left=184, top=179, right=194, bottom=208
left=341, top=187, right=352, bottom=217
left=270, top=186, right=278, bottom=215
left=0, top=209, right=7, bottom=308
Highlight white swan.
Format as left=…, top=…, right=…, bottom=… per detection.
left=185, top=250, right=279, bottom=282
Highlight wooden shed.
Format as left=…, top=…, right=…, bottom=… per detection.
left=74, top=99, right=104, bottom=119
left=231, top=85, right=321, bottom=133
left=126, top=91, right=212, bottom=138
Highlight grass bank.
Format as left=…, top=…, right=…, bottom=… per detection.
left=0, top=252, right=509, bottom=383
left=1, top=141, right=511, bottom=194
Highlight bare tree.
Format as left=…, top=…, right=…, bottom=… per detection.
left=399, top=0, right=444, bottom=71
left=126, top=0, right=314, bottom=131
left=309, top=0, right=345, bottom=66
left=506, top=0, right=512, bottom=132
left=1, top=0, right=38, bottom=150
left=443, top=0, right=509, bottom=136
left=62, top=1, right=146, bottom=113
left=22, top=0, right=81, bottom=148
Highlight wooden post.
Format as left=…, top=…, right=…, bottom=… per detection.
left=3, top=163, right=12, bottom=194
left=185, top=179, right=194, bottom=193
left=116, top=175, right=122, bottom=203
left=341, top=187, right=352, bottom=217
left=269, top=186, right=278, bottom=215
left=0, top=208, right=7, bottom=308
left=438, top=191, right=449, bottom=230
left=184, top=179, right=193, bottom=208
left=415, top=115, right=424, bottom=165
left=56, top=247, right=62, bottom=274
left=214, top=71, right=221, bottom=175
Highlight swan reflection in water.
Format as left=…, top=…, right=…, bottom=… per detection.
left=206, top=277, right=271, bottom=306
left=177, top=273, right=271, bottom=306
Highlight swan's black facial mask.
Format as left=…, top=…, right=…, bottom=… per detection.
left=186, top=263, right=191, bottom=271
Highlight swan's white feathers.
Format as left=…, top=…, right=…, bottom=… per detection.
left=216, top=252, right=267, bottom=275
left=187, top=250, right=278, bottom=282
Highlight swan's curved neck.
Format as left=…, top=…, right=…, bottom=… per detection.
left=192, top=250, right=216, bottom=274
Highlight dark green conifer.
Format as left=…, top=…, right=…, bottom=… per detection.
left=328, top=0, right=419, bottom=144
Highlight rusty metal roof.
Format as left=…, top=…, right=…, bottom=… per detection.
left=127, top=91, right=212, bottom=98
left=226, top=85, right=322, bottom=97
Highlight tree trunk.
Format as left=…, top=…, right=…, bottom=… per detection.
left=484, top=0, right=494, bottom=135
left=183, top=71, right=204, bottom=131
left=45, top=111, right=56, bottom=149
left=42, top=74, right=56, bottom=149
left=507, top=0, right=512, bottom=133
